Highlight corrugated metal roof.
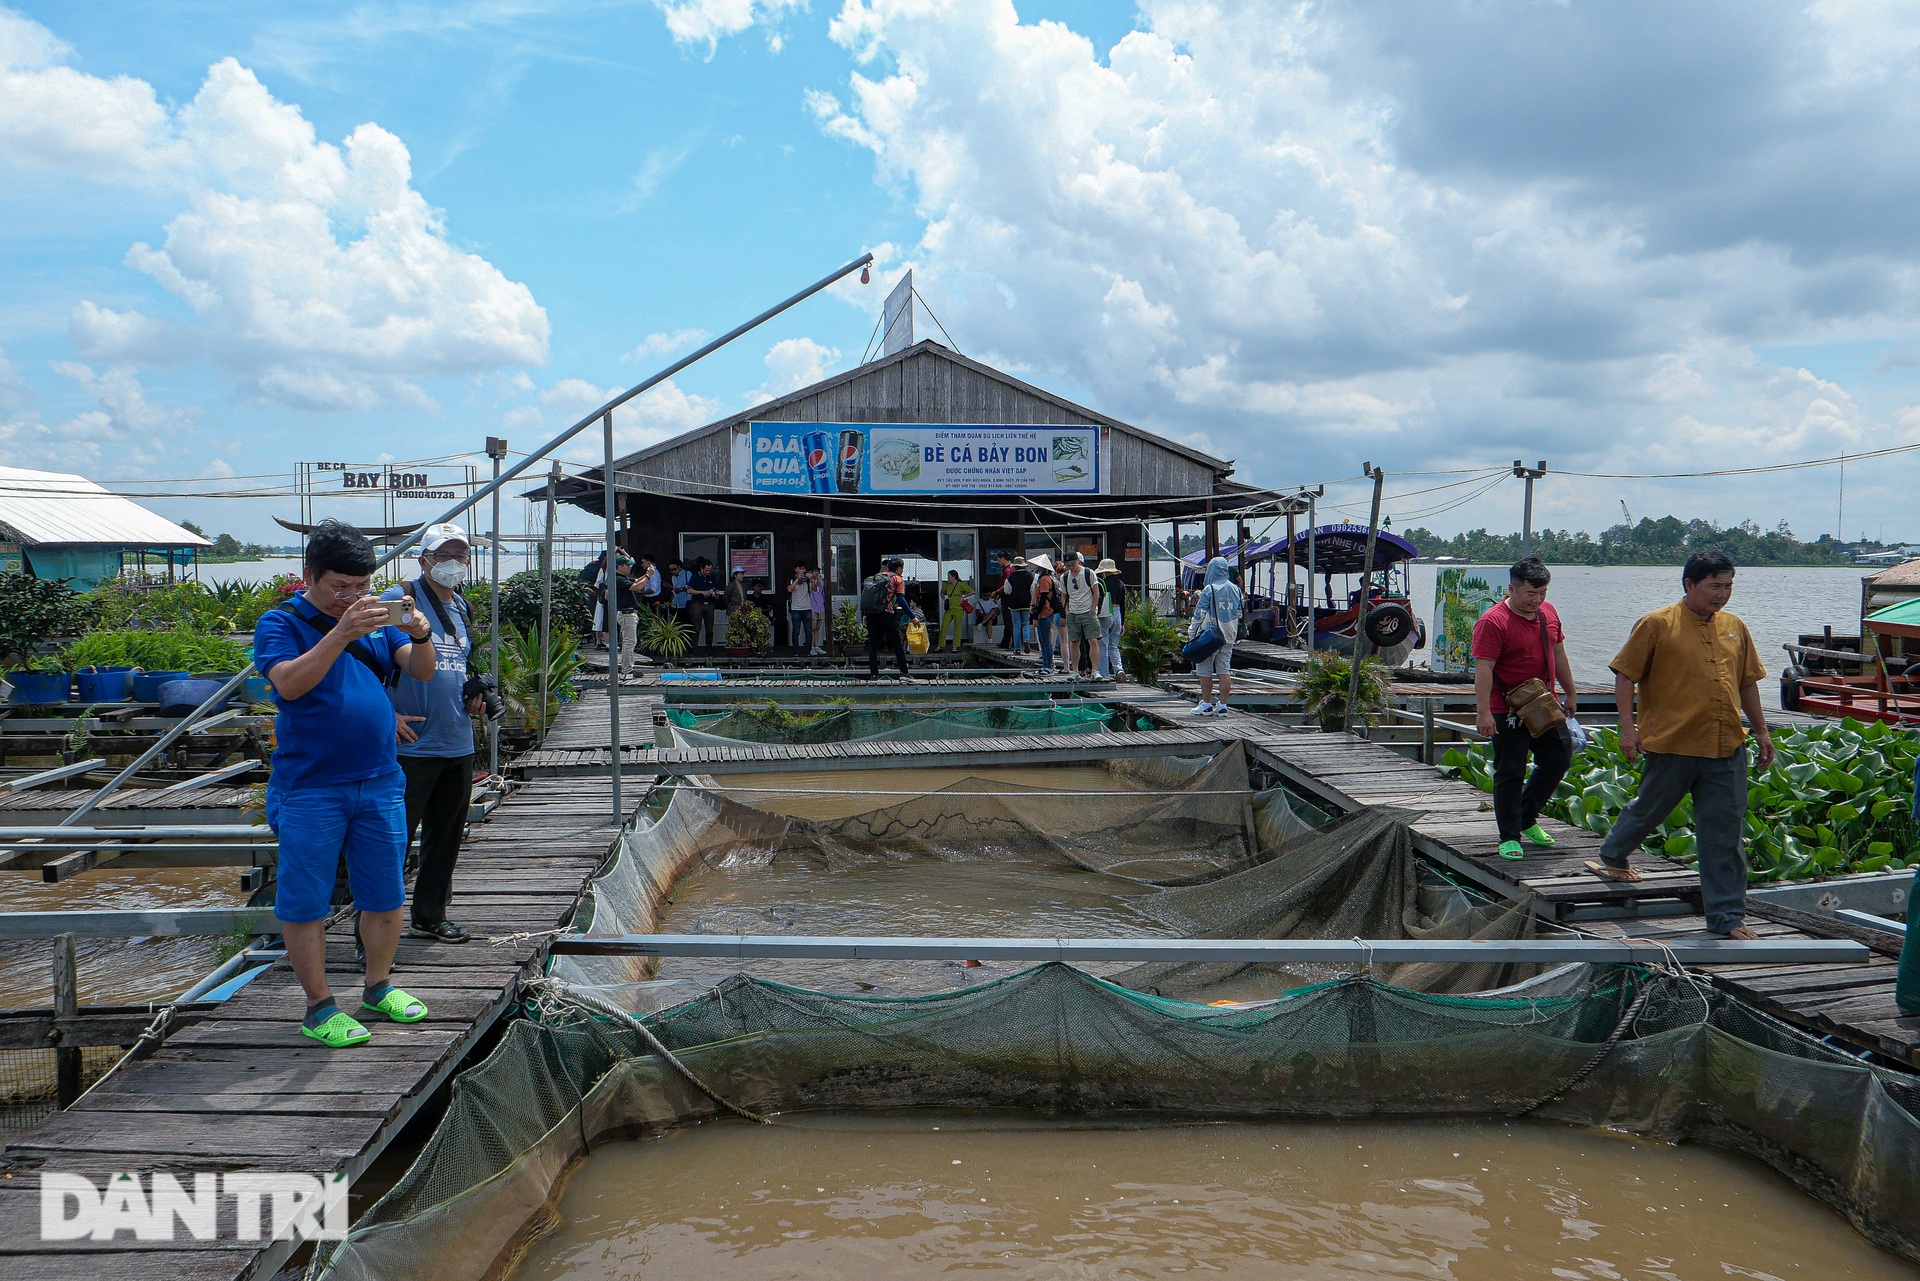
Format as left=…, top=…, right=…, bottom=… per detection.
left=0, top=466, right=213, bottom=549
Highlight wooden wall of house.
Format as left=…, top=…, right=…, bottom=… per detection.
left=614, top=347, right=1220, bottom=500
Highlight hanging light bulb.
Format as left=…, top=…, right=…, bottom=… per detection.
left=860, top=265, right=871, bottom=284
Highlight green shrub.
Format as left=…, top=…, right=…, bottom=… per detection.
left=0, top=573, right=96, bottom=669
left=832, top=600, right=866, bottom=646
left=1119, top=599, right=1183, bottom=686
left=1439, top=717, right=1920, bottom=882
left=1297, top=650, right=1392, bottom=731
left=726, top=601, right=774, bottom=655
left=64, top=628, right=249, bottom=673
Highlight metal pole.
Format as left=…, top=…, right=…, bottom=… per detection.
left=1343, top=464, right=1386, bottom=734
left=822, top=498, right=836, bottom=659
left=59, top=251, right=873, bottom=826
left=1304, top=494, right=1317, bottom=646
left=537, top=460, right=559, bottom=743
left=487, top=437, right=505, bottom=780
left=1513, top=459, right=1546, bottom=559
left=602, top=411, right=624, bottom=823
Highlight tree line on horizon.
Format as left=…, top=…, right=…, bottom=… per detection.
left=1398, top=515, right=1852, bottom=567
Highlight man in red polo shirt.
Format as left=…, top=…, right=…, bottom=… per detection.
left=1473, top=556, right=1578, bottom=860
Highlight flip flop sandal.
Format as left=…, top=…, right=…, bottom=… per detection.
left=363, top=986, right=430, bottom=1023
left=302, top=1010, right=371, bottom=1048
left=1497, top=840, right=1525, bottom=860
left=1583, top=859, right=1641, bottom=884
left=1521, top=824, right=1557, bottom=848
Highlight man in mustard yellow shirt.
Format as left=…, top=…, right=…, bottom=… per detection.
left=1590, top=551, right=1774, bottom=938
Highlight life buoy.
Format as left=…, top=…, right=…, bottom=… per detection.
left=1364, top=602, right=1414, bottom=648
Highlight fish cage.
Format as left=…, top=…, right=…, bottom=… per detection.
left=305, top=751, right=1920, bottom=1279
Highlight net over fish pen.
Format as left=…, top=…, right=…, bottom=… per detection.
left=304, top=757, right=1920, bottom=1280
left=660, top=700, right=1125, bottom=748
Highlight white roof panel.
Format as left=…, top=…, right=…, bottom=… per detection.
left=0, top=465, right=213, bottom=549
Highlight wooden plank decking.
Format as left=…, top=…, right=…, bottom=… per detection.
left=0, top=775, right=635, bottom=1279
left=512, top=724, right=1235, bottom=778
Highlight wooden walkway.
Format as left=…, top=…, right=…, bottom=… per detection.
left=512, top=724, right=1236, bottom=778
left=0, top=775, right=634, bottom=1279
left=1108, top=689, right=1920, bottom=1067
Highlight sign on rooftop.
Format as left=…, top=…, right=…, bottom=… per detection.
left=738, top=423, right=1103, bottom=496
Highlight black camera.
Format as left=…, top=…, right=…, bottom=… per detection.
left=464, top=672, right=506, bottom=721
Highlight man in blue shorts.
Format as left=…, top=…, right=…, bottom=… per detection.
left=253, top=520, right=438, bottom=1047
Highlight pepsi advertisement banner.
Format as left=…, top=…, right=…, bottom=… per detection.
left=744, top=423, right=1100, bottom=495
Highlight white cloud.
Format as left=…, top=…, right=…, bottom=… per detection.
left=531, top=376, right=722, bottom=464
left=753, top=336, right=841, bottom=403
left=630, top=328, right=711, bottom=361
left=0, top=362, right=198, bottom=472
left=807, top=0, right=1920, bottom=534
left=0, top=10, right=548, bottom=412
left=652, top=0, right=807, bottom=55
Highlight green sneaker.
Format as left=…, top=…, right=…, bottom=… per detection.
left=362, top=985, right=429, bottom=1024
left=301, top=1010, right=371, bottom=1048
left=1497, top=840, right=1525, bottom=861
left=1521, top=824, right=1557, bottom=848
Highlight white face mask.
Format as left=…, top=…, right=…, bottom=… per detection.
left=428, top=560, right=468, bottom=589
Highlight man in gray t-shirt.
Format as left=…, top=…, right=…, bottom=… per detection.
left=381, top=523, right=485, bottom=944
left=1059, top=550, right=1104, bottom=677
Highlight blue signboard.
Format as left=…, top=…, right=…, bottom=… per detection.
left=745, top=423, right=1100, bottom=495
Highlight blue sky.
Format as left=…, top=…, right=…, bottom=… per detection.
left=5, top=1, right=1920, bottom=546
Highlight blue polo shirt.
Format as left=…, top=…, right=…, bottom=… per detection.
left=253, top=595, right=412, bottom=793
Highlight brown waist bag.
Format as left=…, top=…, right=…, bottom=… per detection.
left=1503, top=610, right=1568, bottom=737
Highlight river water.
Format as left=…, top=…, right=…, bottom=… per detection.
left=515, top=1112, right=1911, bottom=1280
left=1405, top=565, right=1860, bottom=699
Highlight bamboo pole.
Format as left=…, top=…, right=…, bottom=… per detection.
left=1343, top=465, right=1386, bottom=734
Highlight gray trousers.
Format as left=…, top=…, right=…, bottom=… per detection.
left=1598, top=745, right=1749, bottom=934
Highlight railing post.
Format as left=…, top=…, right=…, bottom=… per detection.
left=1421, top=698, right=1435, bottom=765
left=52, top=932, right=81, bottom=1108
left=537, top=461, right=559, bottom=745
left=602, top=411, right=624, bottom=824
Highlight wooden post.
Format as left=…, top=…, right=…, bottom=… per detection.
left=1421, top=698, right=1435, bottom=765
left=1284, top=504, right=1298, bottom=646
left=1204, top=496, right=1218, bottom=560
left=1343, top=465, right=1387, bottom=735
left=53, top=932, right=81, bottom=1108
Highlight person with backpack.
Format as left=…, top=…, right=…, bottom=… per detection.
left=1059, top=549, right=1103, bottom=677
left=253, top=519, right=436, bottom=1048
left=1029, top=553, right=1060, bottom=674
left=380, top=523, right=485, bottom=945
left=862, top=557, right=912, bottom=679
left=1186, top=555, right=1242, bottom=715
left=999, top=553, right=1033, bottom=652
left=1095, top=558, right=1127, bottom=678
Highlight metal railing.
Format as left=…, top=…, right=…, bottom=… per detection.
left=54, top=250, right=875, bottom=828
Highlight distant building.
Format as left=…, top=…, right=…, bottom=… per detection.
left=0, top=465, right=212, bottom=589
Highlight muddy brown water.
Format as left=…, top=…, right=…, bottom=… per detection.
left=514, top=1112, right=1910, bottom=1279
left=0, top=865, right=251, bottom=1009
left=654, top=765, right=1193, bottom=998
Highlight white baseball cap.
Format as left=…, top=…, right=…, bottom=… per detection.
left=421, top=522, right=469, bottom=553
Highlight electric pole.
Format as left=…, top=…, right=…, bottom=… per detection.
left=1513, top=459, right=1547, bottom=558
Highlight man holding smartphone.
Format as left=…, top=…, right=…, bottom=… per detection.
left=254, top=520, right=437, bottom=1048
left=382, top=523, right=485, bottom=945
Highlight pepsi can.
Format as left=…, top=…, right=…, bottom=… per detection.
left=801, top=431, right=833, bottom=494
left=836, top=429, right=865, bottom=493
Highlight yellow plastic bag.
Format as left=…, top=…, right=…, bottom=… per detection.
left=904, top=620, right=930, bottom=654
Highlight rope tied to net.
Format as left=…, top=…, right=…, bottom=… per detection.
left=530, top=978, right=775, bottom=1126
left=1511, top=950, right=1674, bottom=1118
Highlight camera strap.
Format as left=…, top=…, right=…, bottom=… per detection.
left=405, top=577, right=465, bottom=642
left=281, top=598, right=398, bottom=688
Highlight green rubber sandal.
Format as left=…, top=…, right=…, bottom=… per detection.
left=363, top=986, right=429, bottom=1023
left=302, top=1011, right=371, bottom=1048
left=1497, top=840, right=1525, bottom=861
left=1521, top=824, right=1557, bottom=848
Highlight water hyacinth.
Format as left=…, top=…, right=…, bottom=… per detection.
left=1440, top=717, right=1919, bottom=882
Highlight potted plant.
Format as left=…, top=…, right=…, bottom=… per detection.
left=639, top=607, right=693, bottom=661
left=1, top=573, right=93, bottom=704
left=1297, top=649, right=1392, bottom=731
left=726, top=601, right=773, bottom=657
left=832, top=601, right=867, bottom=653
left=1119, top=599, right=1184, bottom=686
